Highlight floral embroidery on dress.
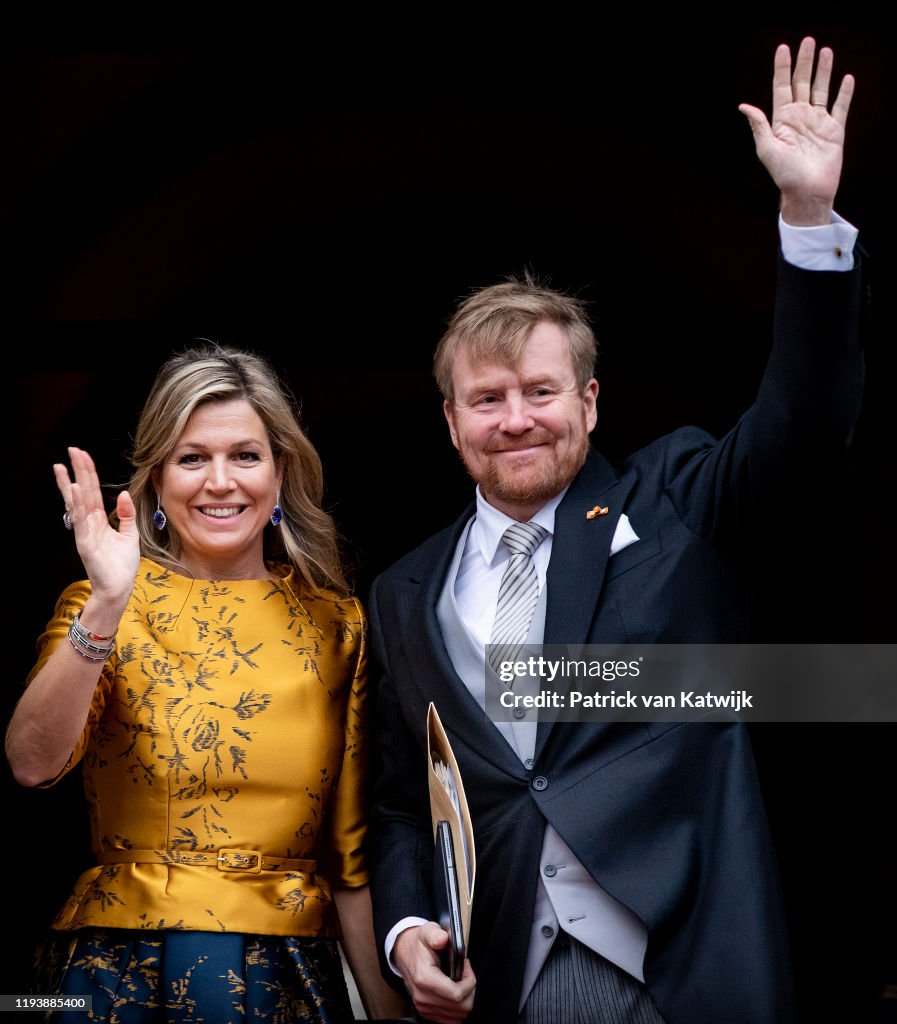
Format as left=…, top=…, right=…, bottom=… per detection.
left=35, top=558, right=368, bottom=938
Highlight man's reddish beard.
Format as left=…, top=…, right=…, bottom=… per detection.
left=457, top=427, right=590, bottom=509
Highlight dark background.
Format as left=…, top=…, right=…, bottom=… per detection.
left=3, top=33, right=895, bottom=1020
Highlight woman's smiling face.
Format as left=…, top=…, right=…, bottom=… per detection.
left=157, top=398, right=282, bottom=580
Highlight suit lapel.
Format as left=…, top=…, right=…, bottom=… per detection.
left=543, top=448, right=624, bottom=645
left=394, top=505, right=529, bottom=779
left=537, top=448, right=632, bottom=757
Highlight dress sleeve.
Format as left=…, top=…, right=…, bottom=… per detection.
left=24, top=579, right=116, bottom=785
left=324, top=595, right=370, bottom=888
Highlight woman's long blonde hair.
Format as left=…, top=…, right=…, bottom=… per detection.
left=125, top=342, right=347, bottom=594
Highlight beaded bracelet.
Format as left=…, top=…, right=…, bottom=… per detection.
left=68, top=614, right=116, bottom=662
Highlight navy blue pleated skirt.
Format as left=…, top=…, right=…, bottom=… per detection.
left=29, top=927, right=356, bottom=1023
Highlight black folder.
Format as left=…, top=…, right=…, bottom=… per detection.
left=432, top=818, right=466, bottom=980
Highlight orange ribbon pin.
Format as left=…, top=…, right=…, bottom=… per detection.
left=586, top=505, right=609, bottom=519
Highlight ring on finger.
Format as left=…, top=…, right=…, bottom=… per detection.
left=63, top=510, right=74, bottom=530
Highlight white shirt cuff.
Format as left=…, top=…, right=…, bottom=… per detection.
left=779, top=211, right=858, bottom=271
left=385, top=916, right=429, bottom=977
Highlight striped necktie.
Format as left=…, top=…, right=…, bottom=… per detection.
left=488, top=521, right=548, bottom=673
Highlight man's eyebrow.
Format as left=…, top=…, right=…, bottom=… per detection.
left=468, top=369, right=566, bottom=390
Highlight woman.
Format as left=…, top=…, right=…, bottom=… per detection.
left=6, top=344, right=409, bottom=1022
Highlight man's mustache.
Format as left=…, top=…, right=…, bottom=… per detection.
left=485, top=431, right=553, bottom=453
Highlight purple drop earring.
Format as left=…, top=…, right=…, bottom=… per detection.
left=153, top=495, right=167, bottom=531
left=271, top=493, right=283, bottom=526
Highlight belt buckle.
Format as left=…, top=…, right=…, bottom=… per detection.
left=217, top=848, right=262, bottom=873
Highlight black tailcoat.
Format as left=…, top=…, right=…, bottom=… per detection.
left=365, top=258, right=864, bottom=1023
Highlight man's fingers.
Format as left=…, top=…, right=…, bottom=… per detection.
left=791, top=36, right=816, bottom=103
left=394, top=922, right=448, bottom=980
left=810, top=45, right=833, bottom=106
left=771, top=42, right=794, bottom=115
left=830, top=72, right=855, bottom=128
left=737, top=104, right=772, bottom=151
left=422, top=922, right=450, bottom=949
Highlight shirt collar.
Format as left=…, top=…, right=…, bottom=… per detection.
left=471, top=485, right=568, bottom=568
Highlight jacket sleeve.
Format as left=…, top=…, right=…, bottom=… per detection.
left=664, top=255, right=865, bottom=546
left=363, top=575, right=437, bottom=985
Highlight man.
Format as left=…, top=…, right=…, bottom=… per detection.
left=365, top=37, right=863, bottom=1024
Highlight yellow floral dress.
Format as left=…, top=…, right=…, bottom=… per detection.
left=25, top=557, right=369, bottom=1022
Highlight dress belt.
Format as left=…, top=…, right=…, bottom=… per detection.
left=96, top=848, right=316, bottom=874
